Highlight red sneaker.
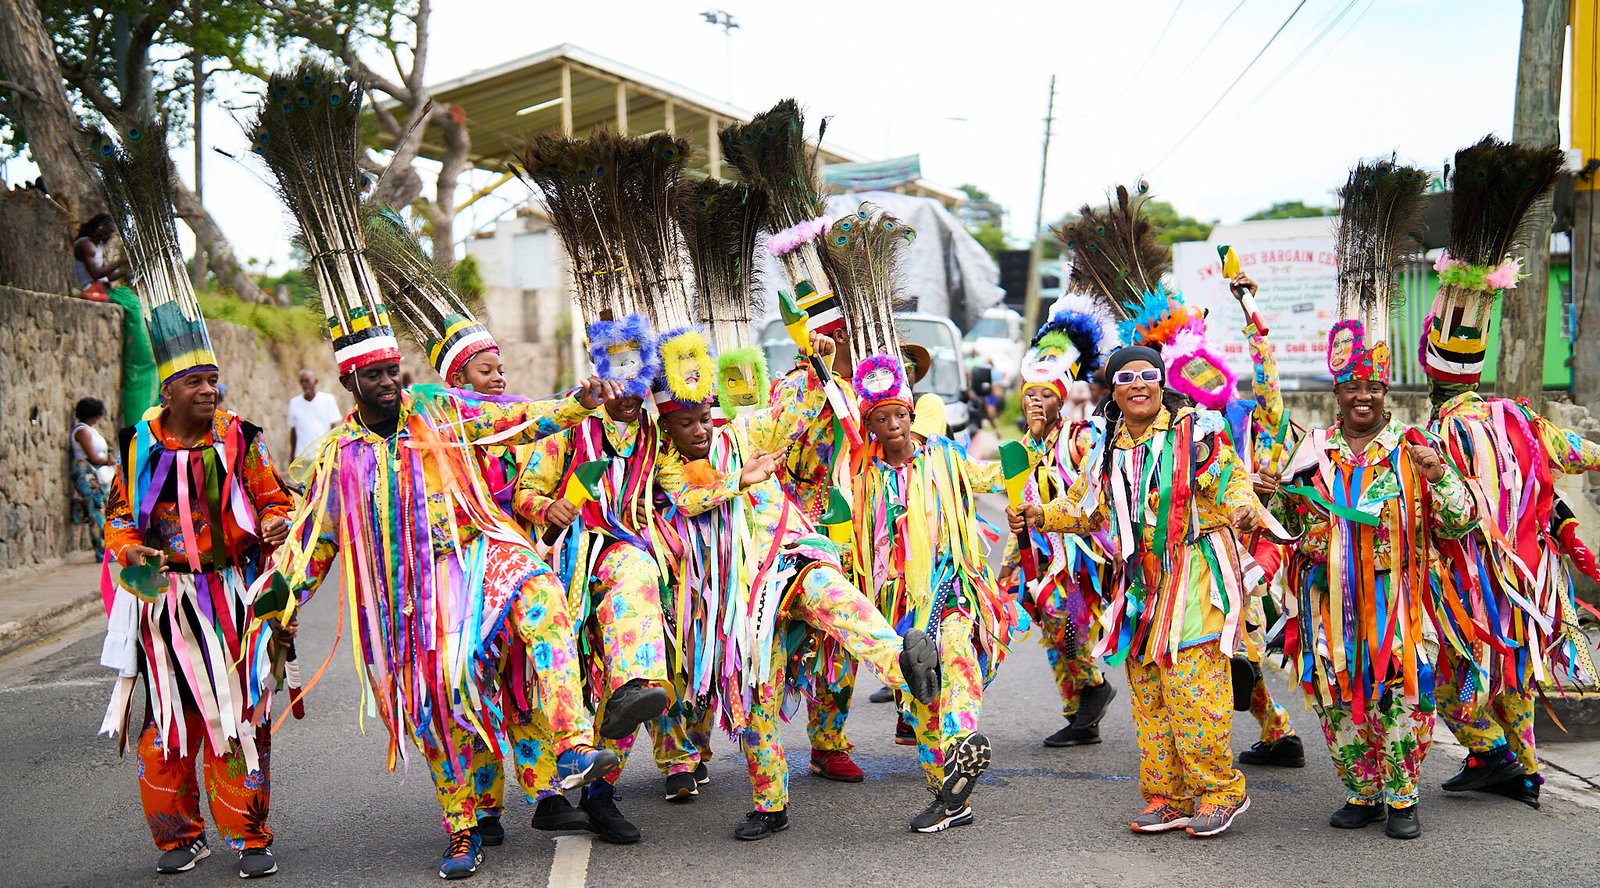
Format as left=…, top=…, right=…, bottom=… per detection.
left=894, top=715, right=918, bottom=746
left=809, top=749, right=866, bottom=782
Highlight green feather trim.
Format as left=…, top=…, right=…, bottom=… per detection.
left=715, top=345, right=769, bottom=412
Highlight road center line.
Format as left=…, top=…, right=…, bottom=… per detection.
left=547, top=834, right=592, bottom=888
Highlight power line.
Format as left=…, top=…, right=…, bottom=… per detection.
left=1151, top=0, right=1252, bottom=107
left=1130, top=1, right=1187, bottom=85
left=1225, top=0, right=1367, bottom=128
left=1150, top=0, right=1311, bottom=170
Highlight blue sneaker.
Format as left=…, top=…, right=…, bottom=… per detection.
left=556, top=744, right=620, bottom=790
left=439, top=829, right=482, bottom=880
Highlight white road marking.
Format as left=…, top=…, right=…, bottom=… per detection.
left=0, top=677, right=106, bottom=694
left=547, top=834, right=592, bottom=888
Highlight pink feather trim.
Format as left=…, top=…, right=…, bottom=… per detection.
left=765, top=217, right=829, bottom=257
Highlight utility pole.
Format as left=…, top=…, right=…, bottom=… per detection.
left=1501, top=0, right=1566, bottom=410
left=1571, top=0, right=1599, bottom=406
left=1022, top=75, right=1056, bottom=336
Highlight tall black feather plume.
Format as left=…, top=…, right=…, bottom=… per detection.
left=1335, top=157, right=1427, bottom=344
left=251, top=60, right=388, bottom=340
left=673, top=178, right=766, bottom=353
left=362, top=205, right=485, bottom=368
left=1446, top=135, right=1565, bottom=270
left=1054, top=179, right=1167, bottom=318
left=823, top=202, right=916, bottom=361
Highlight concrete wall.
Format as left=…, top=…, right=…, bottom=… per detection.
left=0, top=286, right=351, bottom=573
left=466, top=213, right=581, bottom=395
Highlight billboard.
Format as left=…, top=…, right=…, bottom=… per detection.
left=1170, top=237, right=1338, bottom=383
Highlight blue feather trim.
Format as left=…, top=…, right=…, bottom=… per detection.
left=588, top=313, right=660, bottom=400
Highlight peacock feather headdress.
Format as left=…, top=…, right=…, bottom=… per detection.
left=252, top=59, right=400, bottom=375
left=822, top=203, right=917, bottom=415
left=1057, top=181, right=1236, bottom=410
left=513, top=131, right=703, bottom=404
left=1422, top=135, right=1565, bottom=387
left=1329, top=157, right=1427, bottom=385
left=674, top=177, right=770, bottom=418
left=363, top=206, right=497, bottom=385
left=88, top=116, right=217, bottom=384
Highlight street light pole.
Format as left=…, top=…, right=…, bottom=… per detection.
left=700, top=9, right=740, bottom=104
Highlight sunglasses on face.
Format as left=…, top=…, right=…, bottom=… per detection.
left=1112, top=368, right=1163, bottom=386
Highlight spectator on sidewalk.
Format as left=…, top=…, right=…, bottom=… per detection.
left=72, top=213, right=128, bottom=301
left=70, top=397, right=115, bottom=560
left=286, top=368, right=342, bottom=459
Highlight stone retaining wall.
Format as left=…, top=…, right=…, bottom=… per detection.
left=0, top=286, right=348, bottom=572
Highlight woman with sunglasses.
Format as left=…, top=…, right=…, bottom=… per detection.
left=1010, top=345, right=1267, bottom=838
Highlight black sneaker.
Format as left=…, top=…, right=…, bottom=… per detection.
left=474, top=815, right=505, bottom=847
left=156, top=836, right=210, bottom=874
left=909, top=796, right=974, bottom=833
left=1072, top=680, right=1117, bottom=729
left=438, top=829, right=483, bottom=880
left=1384, top=804, right=1421, bottom=839
left=693, top=762, right=711, bottom=785
left=734, top=809, right=789, bottom=840
left=580, top=783, right=641, bottom=844
left=1043, top=722, right=1101, bottom=747
left=1441, top=747, right=1524, bottom=792
left=1328, top=801, right=1387, bottom=829
left=940, top=732, right=991, bottom=809
left=531, top=795, right=589, bottom=832
left=868, top=686, right=895, bottom=704
left=599, top=680, right=671, bottom=740
left=1482, top=773, right=1542, bottom=809
left=664, top=771, right=698, bottom=802
left=899, top=628, right=939, bottom=705
left=238, top=847, right=277, bottom=879
left=1238, top=735, right=1306, bottom=768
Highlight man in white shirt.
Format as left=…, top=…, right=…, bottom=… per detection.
left=286, top=368, right=344, bottom=458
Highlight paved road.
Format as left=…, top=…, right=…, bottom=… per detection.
left=4, top=505, right=1599, bottom=887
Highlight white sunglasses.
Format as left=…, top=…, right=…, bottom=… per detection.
left=1112, top=368, right=1163, bottom=386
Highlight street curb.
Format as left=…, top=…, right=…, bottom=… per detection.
left=0, top=592, right=103, bottom=662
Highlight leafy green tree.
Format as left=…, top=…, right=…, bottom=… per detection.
left=1244, top=200, right=1335, bottom=221
left=956, top=183, right=1008, bottom=258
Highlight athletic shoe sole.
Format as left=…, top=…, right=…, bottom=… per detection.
left=693, top=765, right=711, bottom=786
left=1042, top=733, right=1102, bottom=748
left=558, top=749, right=621, bottom=790
left=664, top=783, right=699, bottom=802
left=940, top=732, right=991, bottom=808
left=1185, top=797, right=1251, bottom=837
left=239, top=860, right=279, bottom=878
left=1130, top=815, right=1193, bottom=833
left=598, top=686, right=671, bottom=740
left=899, top=629, right=939, bottom=706
left=912, top=805, right=974, bottom=833
left=1442, top=760, right=1525, bottom=793
left=157, top=845, right=211, bottom=874
left=439, top=850, right=483, bottom=880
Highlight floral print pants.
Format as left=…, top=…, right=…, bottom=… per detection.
left=1126, top=642, right=1247, bottom=812
left=1311, top=690, right=1434, bottom=808
left=739, top=565, right=908, bottom=811
left=1435, top=646, right=1538, bottom=775
left=136, top=709, right=272, bottom=852
left=590, top=542, right=670, bottom=696
left=806, top=663, right=856, bottom=752
left=904, top=610, right=983, bottom=795
left=436, top=566, right=594, bottom=832
left=1249, top=676, right=1296, bottom=744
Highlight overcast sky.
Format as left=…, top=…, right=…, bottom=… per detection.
left=17, top=0, right=1571, bottom=271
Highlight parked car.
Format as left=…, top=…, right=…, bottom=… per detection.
left=757, top=312, right=974, bottom=437
left=961, top=307, right=1026, bottom=387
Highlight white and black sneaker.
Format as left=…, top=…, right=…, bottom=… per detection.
left=156, top=836, right=210, bottom=874
left=909, top=796, right=974, bottom=833
left=940, top=731, right=992, bottom=809
left=664, top=771, right=698, bottom=802
left=238, top=847, right=278, bottom=879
